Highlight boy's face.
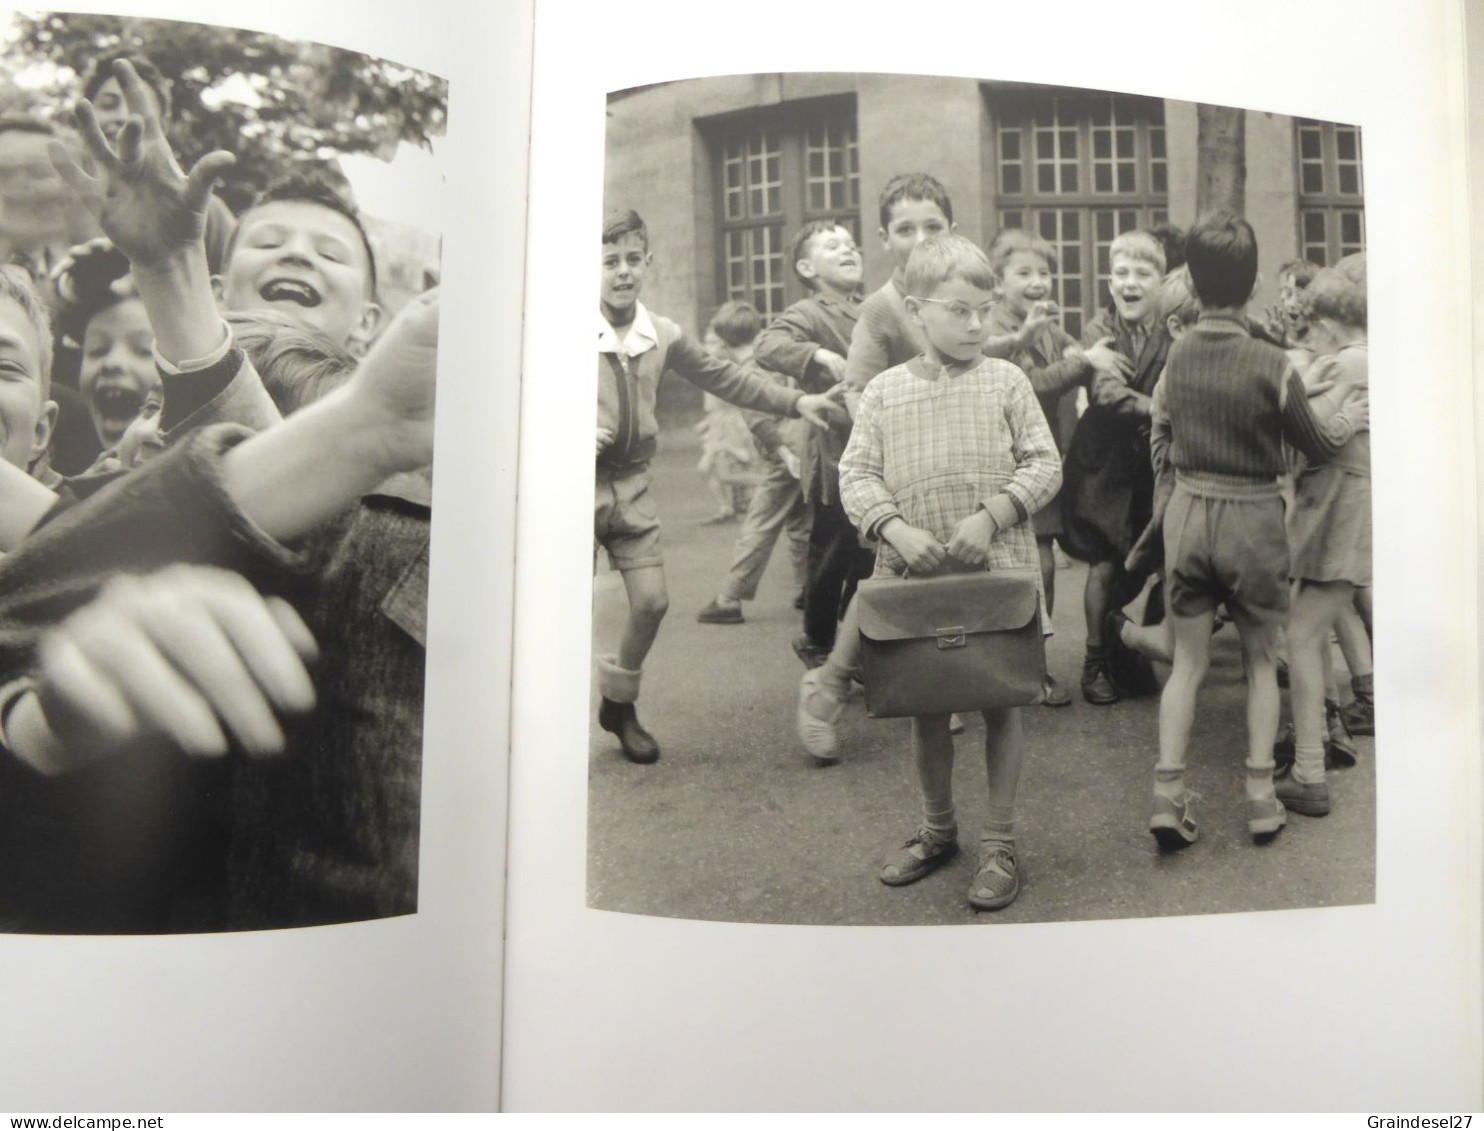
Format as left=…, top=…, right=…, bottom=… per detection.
left=79, top=297, right=161, bottom=448
left=91, top=76, right=165, bottom=142
left=798, top=226, right=861, bottom=294
left=1278, top=271, right=1310, bottom=338
left=600, top=232, right=650, bottom=317
left=218, top=200, right=382, bottom=351
left=908, top=277, right=994, bottom=364
left=879, top=198, right=951, bottom=276
left=1109, top=252, right=1161, bottom=326
left=0, top=295, right=54, bottom=471
left=997, top=249, right=1054, bottom=320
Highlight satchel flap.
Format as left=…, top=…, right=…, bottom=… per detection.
left=857, top=569, right=1039, bottom=642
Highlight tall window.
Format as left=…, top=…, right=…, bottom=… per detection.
left=1296, top=118, right=1365, bottom=266
left=712, top=105, right=860, bottom=320
left=992, top=90, right=1168, bottom=339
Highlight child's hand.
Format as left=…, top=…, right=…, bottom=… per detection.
left=812, top=348, right=847, bottom=382
left=1336, top=384, right=1369, bottom=433
left=795, top=392, right=838, bottom=430
left=945, top=508, right=996, bottom=566
left=1261, top=304, right=1289, bottom=347
left=1018, top=299, right=1059, bottom=344
left=28, top=565, right=318, bottom=770
left=880, top=518, right=947, bottom=573
left=343, top=288, right=439, bottom=473
left=48, top=60, right=235, bottom=274
left=1083, top=337, right=1133, bottom=380
left=597, top=426, right=615, bottom=454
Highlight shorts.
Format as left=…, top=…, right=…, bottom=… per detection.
left=1163, top=478, right=1288, bottom=626
left=595, top=469, right=663, bottom=572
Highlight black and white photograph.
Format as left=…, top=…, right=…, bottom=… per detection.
left=590, top=73, right=1374, bottom=927
left=0, top=11, right=445, bottom=934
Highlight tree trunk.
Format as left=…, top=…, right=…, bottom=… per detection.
left=1195, top=104, right=1246, bottom=217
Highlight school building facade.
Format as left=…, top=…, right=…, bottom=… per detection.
left=605, top=73, right=1364, bottom=345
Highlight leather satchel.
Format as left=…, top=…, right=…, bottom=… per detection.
left=855, top=568, right=1046, bottom=719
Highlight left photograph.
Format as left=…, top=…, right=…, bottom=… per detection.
left=0, top=12, right=445, bottom=934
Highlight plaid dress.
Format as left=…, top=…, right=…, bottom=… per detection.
left=839, top=356, right=1062, bottom=580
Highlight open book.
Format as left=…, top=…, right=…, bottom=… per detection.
left=2, top=0, right=1481, bottom=1113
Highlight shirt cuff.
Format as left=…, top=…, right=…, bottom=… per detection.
left=154, top=318, right=233, bottom=374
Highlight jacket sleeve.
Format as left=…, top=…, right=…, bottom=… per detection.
left=665, top=334, right=802, bottom=417
left=994, top=367, right=1063, bottom=522
left=753, top=305, right=827, bottom=386
left=1280, top=365, right=1358, bottom=463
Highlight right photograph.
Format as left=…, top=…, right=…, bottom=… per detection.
left=591, top=74, right=1372, bottom=928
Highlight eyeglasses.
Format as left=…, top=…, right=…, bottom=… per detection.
left=915, top=297, right=994, bottom=325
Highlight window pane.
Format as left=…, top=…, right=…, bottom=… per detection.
left=1094, top=132, right=1111, bottom=159
left=1339, top=166, right=1359, bottom=195
left=1151, top=165, right=1167, bottom=194
left=1060, top=129, right=1077, bottom=156
left=1299, top=129, right=1322, bottom=160
left=1340, top=211, right=1363, bottom=243
left=1063, top=211, right=1080, bottom=239
left=1302, top=165, right=1324, bottom=193
left=1117, top=164, right=1135, bottom=192
left=1337, top=129, right=1358, bottom=160
left=1037, top=132, right=1055, bottom=159
left=1095, top=165, right=1112, bottom=192
left=1001, top=131, right=1020, bottom=160
left=1303, top=212, right=1326, bottom=241
left=1002, top=166, right=1022, bottom=195
left=1062, top=163, right=1078, bottom=192
left=1038, top=164, right=1056, bottom=192
left=1116, top=131, right=1134, bottom=159
left=1096, top=211, right=1114, bottom=240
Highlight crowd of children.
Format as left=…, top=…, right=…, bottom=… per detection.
left=597, top=172, right=1371, bottom=914
left=0, top=57, right=438, bottom=933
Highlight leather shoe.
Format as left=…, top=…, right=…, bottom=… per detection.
left=1081, top=661, right=1119, bottom=705
left=598, top=698, right=660, bottom=763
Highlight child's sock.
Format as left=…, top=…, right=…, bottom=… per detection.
left=1153, top=765, right=1185, bottom=800
left=1292, top=742, right=1326, bottom=786
left=1083, top=644, right=1108, bottom=670
left=1245, top=758, right=1279, bottom=802
left=981, top=813, right=1015, bottom=851
left=818, top=658, right=853, bottom=700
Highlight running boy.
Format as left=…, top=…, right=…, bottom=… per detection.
left=838, top=234, right=1060, bottom=911
left=1149, top=213, right=1366, bottom=848
left=596, top=209, right=832, bottom=763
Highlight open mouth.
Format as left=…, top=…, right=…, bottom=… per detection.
left=90, top=385, right=147, bottom=440
left=260, top=278, right=323, bottom=308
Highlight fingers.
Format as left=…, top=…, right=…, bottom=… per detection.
left=115, top=118, right=144, bottom=165
left=184, top=151, right=237, bottom=213
left=68, top=101, right=120, bottom=173
left=113, top=59, right=164, bottom=134
left=46, top=139, right=101, bottom=212
left=34, top=568, right=320, bottom=763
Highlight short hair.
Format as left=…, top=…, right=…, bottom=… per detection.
left=1304, top=267, right=1367, bottom=331
left=226, top=309, right=357, bottom=414
left=1183, top=212, right=1258, bottom=310
left=707, top=300, right=760, bottom=348
left=789, top=218, right=850, bottom=288
left=81, top=51, right=173, bottom=121
left=1334, top=251, right=1366, bottom=290
left=602, top=209, right=648, bottom=251
left=229, top=172, right=378, bottom=296
left=987, top=228, right=1055, bottom=277
left=0, top=264, right=53, bottom=400
left=878, top=173, right=953, bottom=231
left=1156, top=267, right=1200, bottom=328
left=1149, top=223, right=1187, bottom=273
left=903, top=234, right=994, bottom=298
left=1108, top=230, right=1168, bottom=276
left=1277, top=259, right=1321, bottom=290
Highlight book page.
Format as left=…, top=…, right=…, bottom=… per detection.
left=0, top=0, right=525, bottom=1110
left=506, top=0, right=1481, bottom=1110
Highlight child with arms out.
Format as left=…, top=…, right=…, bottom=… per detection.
left=596, top=210, right=833, bottom=763
left=983, top=228, right=1131, bottom=705
left=838, top=234, right=1061, bottom=911
left=1148, top=213, right=1365, bottom=848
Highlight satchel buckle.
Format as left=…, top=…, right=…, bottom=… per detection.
left=936, top=626, right=967, bottom=650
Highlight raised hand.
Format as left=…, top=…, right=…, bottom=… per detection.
left=812, top=348, right=848, bottom=382
left=47, top=60, right=234, bottom=273
left=1083, top=337, right=1133, bottom=380
left=342, top=287, right=439, bottom=474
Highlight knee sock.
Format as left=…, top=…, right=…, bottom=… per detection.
left=981, top=810, right=1015, bottom=851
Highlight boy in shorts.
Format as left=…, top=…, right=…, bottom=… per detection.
left=596, top=210, right=833, bottom=763
left=1149, top=213, right=1366, bottom=848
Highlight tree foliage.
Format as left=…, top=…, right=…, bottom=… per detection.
left=1, top=12, right=448, bottom=212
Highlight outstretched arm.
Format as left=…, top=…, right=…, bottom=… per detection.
left=3, top=564, right=317, bottom=775
left=48, top=59, right=235, bottom=365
